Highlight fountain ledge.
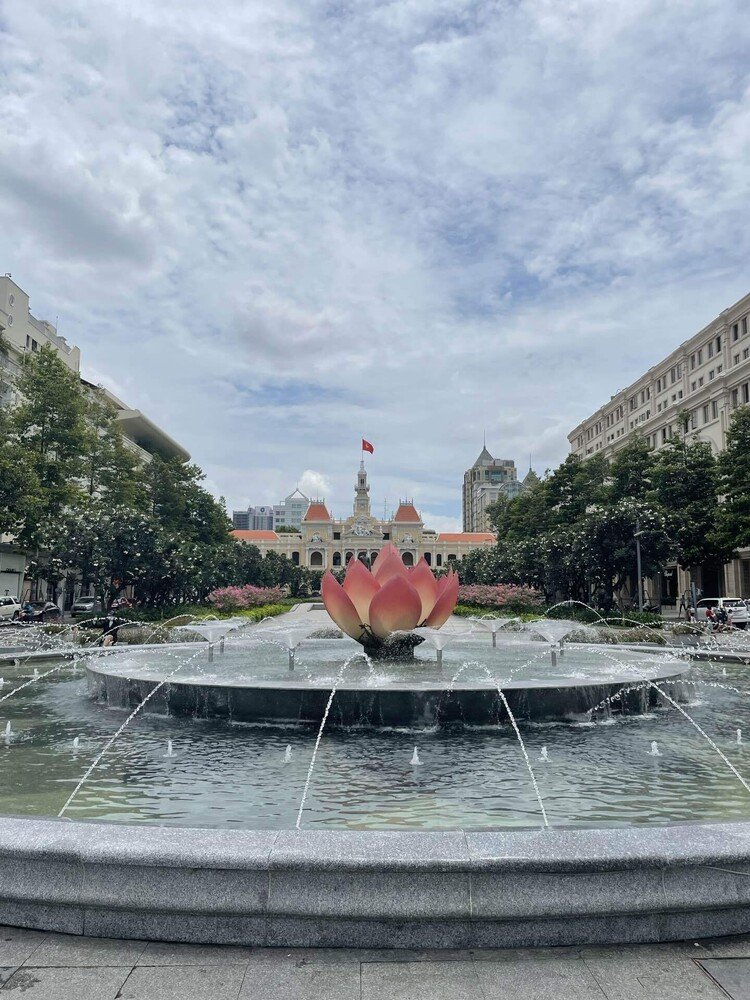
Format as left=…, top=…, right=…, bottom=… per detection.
left=3, top=817, right=750, bottom=947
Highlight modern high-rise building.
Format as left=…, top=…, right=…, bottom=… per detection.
left=567, top=289, right=750, bottom=599
left=274, top=488, right=310, bottom=529
left=462, top=446, right=523, bottom=532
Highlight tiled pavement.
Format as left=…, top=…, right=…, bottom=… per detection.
left=2, top=925, right=750, bottom=998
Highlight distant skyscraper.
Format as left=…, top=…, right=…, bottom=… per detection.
left=232, top=488, right=310, bottom=532
left=462, top=445, right=522, bottom=532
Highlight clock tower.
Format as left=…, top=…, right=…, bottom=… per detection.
left=353, top=460, right=371, bottom=516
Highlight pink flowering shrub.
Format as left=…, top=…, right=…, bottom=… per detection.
left=458, top=584, right=543, bottom=611
left=208, top=585, right=285, bottom=611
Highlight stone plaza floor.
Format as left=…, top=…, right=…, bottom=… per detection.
left=2, top=925, right=750, bottom=998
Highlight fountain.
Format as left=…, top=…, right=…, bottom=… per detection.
left=1, top=554, right=750, bottom=949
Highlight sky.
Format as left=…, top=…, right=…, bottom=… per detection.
left=2, top=0, right=750, bottom=531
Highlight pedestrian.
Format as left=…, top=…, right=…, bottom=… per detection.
left=678, top=591, right=688, bottom=619
left=706, top=606, right=716, bottom=631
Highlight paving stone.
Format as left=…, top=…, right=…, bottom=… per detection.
left=700, top=958, right=750, bottom=999
left=0, top=965, right=130, bottom=999
left=137, top=941, right=254, bottom=965
left=241, top=957, right=360, bottom=998
left=23, top=931, right=147, bottom=967
left=583, top=953, right=727, bottom=999
left=116, top=965, right=247, bottom=1000
left=0, top=968, right=17, bottom=985
left=474, top=957, right=607, bottom=999
left=0, top=926, right=47, bottom=965
left=699, top=935, right=750, bottom=958
left=361, top=960, right=484, bottom=1000
left=273, top=946, right=475, bottom=964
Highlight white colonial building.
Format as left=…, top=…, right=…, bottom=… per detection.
left=233, top=461, right=495, bottom=570
left=568, top=290, right=750, bottom=602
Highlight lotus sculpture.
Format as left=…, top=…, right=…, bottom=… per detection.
left=321, top=543, right=459, bottom=658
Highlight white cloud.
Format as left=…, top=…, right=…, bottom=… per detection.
left=297, top=470, right=330, bottom=501
left=419, top=511, right=464, bottom=533
left=2, top=0, right=749, bottom=520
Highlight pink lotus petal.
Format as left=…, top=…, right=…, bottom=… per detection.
left=369, top=576, right=423, bottom=640
left=342, top=557, right=380, bottom=625
left=370, top=543, right=399, bottom=577
left=409, top=557, right=439, bottom=622
left=321, top=572, right=366, bottom=641
left=372, top=550, right=410, bottom=585
left=423, top=572, right=459, bottom=629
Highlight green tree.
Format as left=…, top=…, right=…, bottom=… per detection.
left=144, top=457, right=230, bottom=546
left=0, top=403, right=38, bottom=537
left=11, top=346, right=88, bottom=540
left=572, top=501, right=672, bottom=609
left=82, top=389, right=144, bottom=508
left=717, top=406, right=750, bottom=551
left=650, top=437, right=732, bottom=574
left=608, top=435, right=654, bottom=503
left=545, top=453, right=608, bottom=526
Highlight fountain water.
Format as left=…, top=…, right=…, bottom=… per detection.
left=410, top=747, right=422, bottom=766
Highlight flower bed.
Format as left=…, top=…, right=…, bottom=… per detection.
left=457, top=584, right=543, bottom=612
left=207, top=585, right=285, bottom=611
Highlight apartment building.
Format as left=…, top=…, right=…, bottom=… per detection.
left=568, top=290, right=750, bottom=600
left=0, top=276, right=189, bottom=599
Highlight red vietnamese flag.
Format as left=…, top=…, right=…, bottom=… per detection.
left=362, top=438, right=374, bottom=454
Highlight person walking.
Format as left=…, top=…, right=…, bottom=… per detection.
left=678, top=591, right=688, bottom=619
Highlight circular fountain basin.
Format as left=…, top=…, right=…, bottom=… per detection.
left=2, top=611, right=750, bottom=948
left=85, top=636, right=686, bottom=726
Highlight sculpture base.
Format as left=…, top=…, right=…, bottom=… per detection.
left=362, top=634, right=423, bottom=661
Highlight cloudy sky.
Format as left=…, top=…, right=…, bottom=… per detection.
left=2, top=0, right=749, bottom=530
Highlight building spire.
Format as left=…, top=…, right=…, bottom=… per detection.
left=354, top=459, right=371, bottom=516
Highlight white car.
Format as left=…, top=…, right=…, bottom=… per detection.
left=0, top=596, right=22, bottom=621
left=695, top=597, right=748, bottom=629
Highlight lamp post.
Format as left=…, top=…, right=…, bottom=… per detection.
left=634, top=519, right=644, bottom=613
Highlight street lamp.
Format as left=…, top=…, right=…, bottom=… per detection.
left=634, top=519, right=644, bottom=613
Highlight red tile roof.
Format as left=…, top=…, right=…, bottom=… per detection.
left=304, top=502, right=331, bottom=522
left=394, top=502, right=421, bottom=523
left=436, top=532, right=495, bottom=543
left=232, top=530, right=279, bottom=542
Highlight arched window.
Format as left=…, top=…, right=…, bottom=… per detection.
left=291, top=551, right=300, bottom=565
left=332, top=552, right=342, bottom=567
left=345, top=551, right=354, bottom=563
left=310, top=551, right=324, bottom=568
left=448, top=554, right=457, bottom=563
left=424, top=552, right=432, bottom=566
left=402, top=551, right=414, bottom=567
left=436, top=554, right=443, bottom=567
